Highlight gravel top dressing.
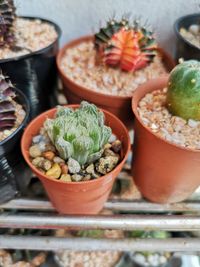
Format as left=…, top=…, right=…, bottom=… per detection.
left=60, top=41, right=167, bottom=97
left=138, top=88, right=200, bottom=150
left=180, top=24, right=200, bottom=49
left=0, top=18, right=58, bottom=60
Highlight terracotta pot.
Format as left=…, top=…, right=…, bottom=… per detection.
left=56, top=36, right=175, bottom=129
left=132, top=76, right=200, bottom=203
left=21, top=105, right=130, bottom=214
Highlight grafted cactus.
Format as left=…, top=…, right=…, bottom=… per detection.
left=95, top=18, right=157, bottom=72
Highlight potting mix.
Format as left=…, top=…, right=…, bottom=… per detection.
left=60, top=18, right=167, bottom=97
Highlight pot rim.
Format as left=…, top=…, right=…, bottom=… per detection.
left=174, top=13, right=200, bottom=52
left=132, top=75, right=200, bottom=153
left=0, top=87, right=30, bottom=146
left=0, top=16, right=62, bottom=63
left=21, top=104, right=131, bottom=185
left=56, top=35, right=175, bottom=101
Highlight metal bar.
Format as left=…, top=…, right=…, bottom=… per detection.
left=0, top=213, right=200, bottom=231
left=0, top=235, right=200, bottom=252
left=1, top=198, right=200, bottom=213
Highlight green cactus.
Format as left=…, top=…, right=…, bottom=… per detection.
left=167, top=60, right=200, bottom=120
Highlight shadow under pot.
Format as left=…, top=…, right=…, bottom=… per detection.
left=131, top=76, right=200, bottom=203
left=0, top=88, right=30, bottom=203
left=174, top=13, right=200, bottom=61
left=21, top=105, right=130, bottom=214
left=56, top=36, right=175, bottom=129
left=0, top=16, right=61, bottom=119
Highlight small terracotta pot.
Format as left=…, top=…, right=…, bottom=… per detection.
left=21, top=105, right=130, bottom=214
left=132, top=76, right=200, bottom=203
left=56, top=36, right=175, bottom=129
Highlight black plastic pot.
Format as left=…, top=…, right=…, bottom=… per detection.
left=174, top=13, right=200, bottom=61
left=0, top=16, right=61, bottom=118
left=0, top=88, right=30, bottom=203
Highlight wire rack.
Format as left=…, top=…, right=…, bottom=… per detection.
left=0, top=163, right=200, bottom=253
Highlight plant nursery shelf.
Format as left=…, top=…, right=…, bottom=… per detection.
left=0, top=198, right=200, bottom=251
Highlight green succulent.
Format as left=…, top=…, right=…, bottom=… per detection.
left=44, top=101, right=112, bottom=165
left=167, top=60, right=200, bottom=120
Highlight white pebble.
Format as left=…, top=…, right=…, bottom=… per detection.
left=32, top=135, right=42, bottom=144
left=188, top=119, right=199, bottom=128
left=189, top=24, right=200, bottom=35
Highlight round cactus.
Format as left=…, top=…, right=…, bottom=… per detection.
left=167, top=60, right=200, bottom=120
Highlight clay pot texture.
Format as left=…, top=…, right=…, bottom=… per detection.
left=21, top=105, right=130, bottom=214
left=132, top=76, right=200, bottom=203
left=56, top=36, right=175, bottom=129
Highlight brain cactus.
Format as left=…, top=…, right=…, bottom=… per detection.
left=44, top=101, right=112, bottom=165
left=0, top=0, right=16, bottom=47
left=0, top=72, right=16, bottom=129
left=95, top=18, right=157, bottom=72
left=167, top=60, right=200, bottom=120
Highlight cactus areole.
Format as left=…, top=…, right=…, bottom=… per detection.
left=167, top=60, right=200, bottom=120
left=95, top=18, right=157, bottom=72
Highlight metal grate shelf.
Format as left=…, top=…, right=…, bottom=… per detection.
left=0, top=167, right=200, bottom=252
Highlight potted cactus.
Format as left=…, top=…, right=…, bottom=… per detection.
left=132, top=60, right=200, bottom=203
left=21, top=101, right=130, bottom=214
left=57, top=17, right=175, bottom=128
left=0, top=0, right=61, bottom=118
left=0, top=71, right=30, bottom=203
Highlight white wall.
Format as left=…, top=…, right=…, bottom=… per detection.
left=15, top=0, right=199, bottom=56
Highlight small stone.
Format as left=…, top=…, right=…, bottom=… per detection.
left=189, top=24, right=199, bottom=35
left=38, top=141, right=46, bottom=152
left=71, top=174, right=83, bottom=182
left=108, top=134, right=117, bottom=143
left=29, top=145, right=42, bottom=158
left=42, top=160, right=52, bottom=171
left=86, top=164, right=95, bottom=174
left=82, top=174, right=92, bottom=181
left=103, top=148, right=117, bottom=157
left=96, top=156, right=119, bottom=175
left=111, top=140, right=122, bottom=153
left=32, top=135, right=42, bottom=144
left=4, top=130, right=11, bottom=137
left=43, top=151, right=55, bottom=161
left=159, top=255, right=167, bottom=264
left=68, top=158, right=81, bottom=174
left=188, top=119, right=199, bottom=128
left=60, top=163, right=68, bottom=174
left=45, top=143, right=56, bottom=152
left=46, top=163, right=61, bottom=179
left=53, top=156, right=65, bottom=164
left=32, top=157, right=45, bottom=167
left=104, top=143, right=112, bottom=150
left=60, top=174, right=72, bottom=182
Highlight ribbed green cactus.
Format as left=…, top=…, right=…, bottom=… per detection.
left=167, top=60, right=200, bottom=120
